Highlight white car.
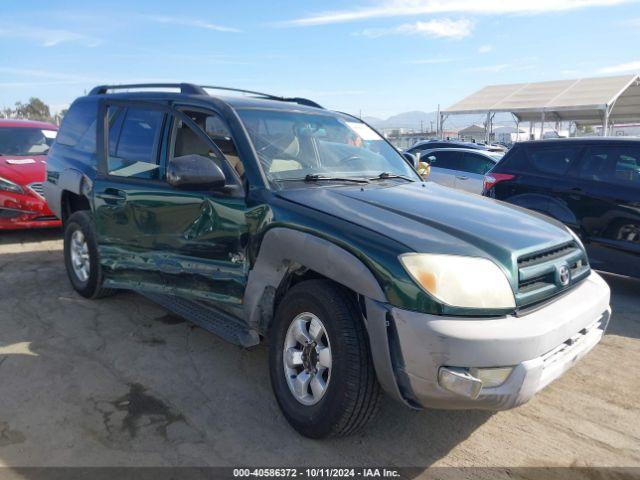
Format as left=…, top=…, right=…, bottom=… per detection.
left=419, top=147, right=504, bottom=194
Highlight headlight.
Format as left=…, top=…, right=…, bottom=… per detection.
left=0, top=176, right=24, bottom=194
left=399, top=253, right=515, bottom=309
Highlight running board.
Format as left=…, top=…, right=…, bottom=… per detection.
left=141, top=292, right=260, bottom=348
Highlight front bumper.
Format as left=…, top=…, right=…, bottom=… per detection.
left=366, top=271, right=611, bottom=410
left=0, top=190, right=61, bottom=230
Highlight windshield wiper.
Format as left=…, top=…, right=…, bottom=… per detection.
left=278, top=174, right=370, bottom=184
left=370, top=172, right=416, bottom=182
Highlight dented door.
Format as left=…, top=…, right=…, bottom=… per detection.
left=96, top=181, right=249, bottom=309
left=94, top=100, right=250, bottom=313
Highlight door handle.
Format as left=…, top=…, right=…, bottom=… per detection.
left=100, top=188, right=127, bottom=205
left=456, top=176, right=469, bottom=180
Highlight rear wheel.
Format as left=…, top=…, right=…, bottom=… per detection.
left=64, top=210, right=114, bottom=299
left=269, top=280, right=381, bottom=438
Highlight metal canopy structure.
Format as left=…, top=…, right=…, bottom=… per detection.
left=441, top=74, right=640, bottom=139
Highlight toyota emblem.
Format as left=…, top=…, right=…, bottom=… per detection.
left=559, top=265, right=571, bottom=286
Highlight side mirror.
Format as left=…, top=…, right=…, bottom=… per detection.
left=402, top=152, right=418, bottom=169
left=167, top=154, right=226, bottom=189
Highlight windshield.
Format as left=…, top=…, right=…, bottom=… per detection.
left=236, top=109, right=419, bottom=187
left=0, top=127, right=57, bottom=156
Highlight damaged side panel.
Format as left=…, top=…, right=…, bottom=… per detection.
left=95, top=180, right=251, bottom=317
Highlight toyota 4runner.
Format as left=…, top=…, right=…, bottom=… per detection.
left=45, top=84, right=611, bottom=438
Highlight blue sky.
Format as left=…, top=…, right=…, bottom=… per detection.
left=1, top=0, right=639, bottom=118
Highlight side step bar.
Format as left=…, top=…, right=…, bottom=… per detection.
left=141, top=292, right=260, bottom=348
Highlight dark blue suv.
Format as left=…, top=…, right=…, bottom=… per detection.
left=484, top=138, right=640, bottom=278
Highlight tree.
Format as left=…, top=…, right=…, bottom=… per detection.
left=1, top=97, right=54, bottom=121
left=13, top=98, right=52, bottom=121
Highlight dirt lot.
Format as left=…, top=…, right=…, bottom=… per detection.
left=0, top=229, right=638, bottom=471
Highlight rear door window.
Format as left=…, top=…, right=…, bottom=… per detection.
left=107, top=107, right=164, bottom=179
left=579, top=145, right=640, bottom=186
left=424, top=150, right=463, bottom=170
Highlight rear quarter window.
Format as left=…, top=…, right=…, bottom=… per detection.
left=497, top=144, right=580, bottom=176
left=56, top=99, right=98, bottom=149
left=528, top=146, right=579, bottom=175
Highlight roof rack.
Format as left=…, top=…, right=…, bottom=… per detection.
left=89, top=83, right=207, bottom=96
left=200, top=86, right=323, bottom=109
left=88, top=83, right=323, bottom=109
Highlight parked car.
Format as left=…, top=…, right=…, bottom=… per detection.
left=0, top=119, right=61, bottom=230
left=418, top=147, right=503, bottom=194
left=45, top=84, right=611, bottom=438
left=484, top=138, right=640, bottom=278
left=407, top=139, right=504, bottom=154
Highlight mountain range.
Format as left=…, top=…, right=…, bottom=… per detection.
left=363, top=110, right=515, bottom=132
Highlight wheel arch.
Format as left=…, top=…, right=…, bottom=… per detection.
left=243, top=228, right=387, bottom=335
left=56, top=169, right=93, bottom=224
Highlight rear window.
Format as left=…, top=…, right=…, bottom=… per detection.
left=56, top=99, right=97, bottom=148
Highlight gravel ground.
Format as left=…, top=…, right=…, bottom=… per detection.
left=0, top=229, right=638, bottom=473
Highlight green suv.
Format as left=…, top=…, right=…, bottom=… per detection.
left=45, top=84, right=611, bottom=438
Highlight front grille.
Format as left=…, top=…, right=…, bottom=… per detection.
left=518, top=243, right=577, bottom=268
left=516, top=241, right=590, bottom=306
left=28, top=182, right=44, bottom=197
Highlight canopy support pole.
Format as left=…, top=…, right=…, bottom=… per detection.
left=540, top=111, right=546, bottom=139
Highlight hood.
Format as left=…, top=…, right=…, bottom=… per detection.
left=276, top=181, right=573, bottom=271
left=0, top=154, right=47, bottom=186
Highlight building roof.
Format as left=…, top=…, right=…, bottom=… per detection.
left=458, top=123, right=486, bottom=134
left=443, top=74, right=640, bottom=125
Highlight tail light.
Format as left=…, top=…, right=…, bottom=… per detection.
left=483, top=173, right=515, bottom=191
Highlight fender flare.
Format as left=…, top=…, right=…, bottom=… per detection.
left=243, top=227, right=387, bottom=332
left=44, top=168, right=88, bottom=219
left=57, top=168, right=86, bottom=195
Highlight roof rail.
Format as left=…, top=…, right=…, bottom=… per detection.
left=89, top=83, right=207, bottom=96
left=200, top=85, right=323, bottom=109
left=88, top=83, right=323, bottom=109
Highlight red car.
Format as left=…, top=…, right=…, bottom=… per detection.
left=0, top=119, right=61, bottom=230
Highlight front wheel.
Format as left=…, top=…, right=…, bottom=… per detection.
left=63, top=210, right=115, bottom=299
left=269, top=280, right=381, bottom=438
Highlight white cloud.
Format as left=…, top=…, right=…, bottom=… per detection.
left=0, top=26, right=100, bottom=47
left=147, top=15, right=241, bottom=33
left=359, top=18, right=473, bottom=39
left=281, top=0, right=633, bottom=26
left=478, top=44, right=493, bottom=53
left=597, top=60, right=640, bottom=73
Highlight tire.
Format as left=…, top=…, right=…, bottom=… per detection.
left=269, top=279, right=381, bottom=438
left=64, top=210, right=115, bottom=299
